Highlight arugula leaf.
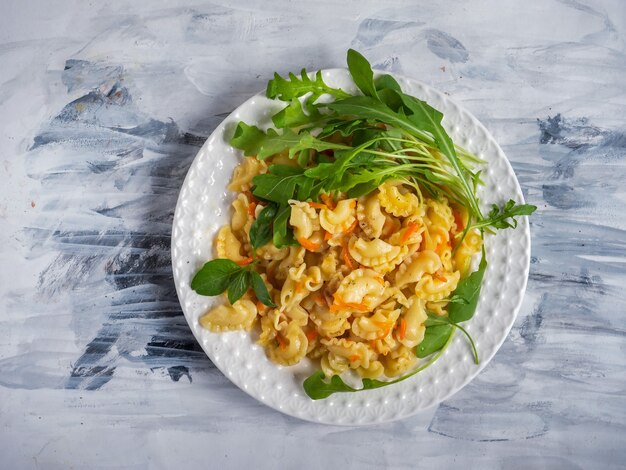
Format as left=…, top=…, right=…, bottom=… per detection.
left=227, top=270, right=250, bottom=304
left=249, top=203, right=278, bottom=250
left=375, top=73, right=402, bottom=93
left=416, top=324, right=455, bottom=358
left=347, top=48, right=378, bottom=99
left=252, top=167, right=306, bottom=203
left=191, top=259, right=241, bottom=296
left=303, top=371, right=357, bottom=399
left=425, top=314, right=479, bottom=364
left=447, top=251, right=487, bottom=323
left=272, top=99, right=323, bottom=129
left=472, top=199, right=537, bottom=231
left=250, top=271, right=276, bottom=307
left=267, top=69, right=351, bottom=102
left=396, top=92, right=482, bottom=219
left=230, top=123, right=301, bottom=159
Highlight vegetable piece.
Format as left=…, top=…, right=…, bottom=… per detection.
left=227, top=270, right=251, bottom=304
left=266, top=69, right=351, bottom=103
left=191, top=259, right=241, bottom=296
left=273, top=203, right=298, bottom=248
left=250, top=271, right=276, bottom=307
left=249, top=203, right=278, bottom=250
left=470, top=199, right=537, bottom=231
left=447, top=250, right=487, bottom=323
left=230, top=123, right=301, bottom=160
left=346, top=48, right=379, bottom=99
left=416, top=323, right=455, bottom=358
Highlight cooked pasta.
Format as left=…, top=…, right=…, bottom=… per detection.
left=198, top=154, right=482, bottom=380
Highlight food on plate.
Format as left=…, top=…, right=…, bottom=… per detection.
left=190, top=49, right=536, bottom=399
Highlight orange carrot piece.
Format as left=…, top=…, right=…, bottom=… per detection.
left=308, top=202, right=327, bottom=209
left=398, top=318, right=407, bottom=341
left=433, top=270, right=447, bottom=282
left=236, top=257, right=254, bottom=266
left=341, top=239, right=355, bottom=270
left=248, top=201, right=257, bottom=217
left=256, top=300, right=268, bottom=313
left=276, top=335, right=287, bottom=350
left=306, top=329, right=318, bottom=342
left=350, top=354, right=361, bottom=363
left=321, top=194, right=336, bottom=209
left=452, top=209, right=465, bottom=232
left=400, top=222, right=419, bottom=244
left=343, top=219, right=358, bottom=234
left=298, top=237, right=320, bottom=252
left=324, top=230, right=333, bottom=241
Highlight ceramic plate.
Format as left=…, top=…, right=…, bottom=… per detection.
left=171, top=69, right=531, bottom=425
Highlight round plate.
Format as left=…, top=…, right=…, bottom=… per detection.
left=171, top=69, right=530, bottom=425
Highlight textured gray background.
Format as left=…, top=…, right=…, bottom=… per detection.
left=1, top=1, right=624, bottom=468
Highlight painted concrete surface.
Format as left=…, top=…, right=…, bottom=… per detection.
left=0, top=1, right=624, bottom=468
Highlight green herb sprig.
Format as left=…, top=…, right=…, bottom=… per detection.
left=191, top=259, right=275, bottom=307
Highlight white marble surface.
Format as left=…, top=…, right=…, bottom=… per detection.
left=1, top=1, right=624, bottom=468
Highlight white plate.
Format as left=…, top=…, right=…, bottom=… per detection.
left=171, top=69, right=531, bottom=425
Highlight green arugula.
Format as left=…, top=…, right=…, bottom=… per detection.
left=191, top=258, right=276, bottom=307
left=266, top=69, right=351, bottom=104
left=470, top=199, right=537, bottom=232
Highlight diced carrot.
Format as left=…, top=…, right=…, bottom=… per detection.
left=243, top=190, right=258, bottom=204
left=400, top=222, right=419, bottom=244
left=276, top=334, right=287, bottom=350
left=248, top=201, right=257, bottom=217
left=324, top=230, right=333, bottom=241
left=433, top=270, right=447, bottom=282
left=236, top=257, right=254, bottom=266
left=308, top=202, right=327, bottom=209
left=306, top=329, right=318, bottom=342
left=350, top=354, right=361, bottom=363
left=349, top=200, right=357, bottom=209
left=330, top=299, right=369, bottom=312
left=298, top=237, right=320, bottom=252
left=341, top=240, right=355, bottom=270
left=453, top=209, right=465, bottom=232
left=256, top=300, right=268, bottom=313
left=321, top=194, right=336, bottom=209
left=295, top=282, right=304, bottom=294
left=343, top=219, right=358, bottom=234
left=398, top=318, right=407, bottom=341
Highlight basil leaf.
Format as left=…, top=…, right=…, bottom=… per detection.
left=347, top=48, right=378, bottom=99
left=227, top=270, right=251, bottom=305
left=250, top=271, right=276, bottom=307
left=190, top=259, right=241, bottom=296
left=416, top=324, right=454, bottom=358
left=273, top=203, right=298, bottom=248
left=447, top=252, right=487, bottom=323
left=249, top=203, right=278, bottom=250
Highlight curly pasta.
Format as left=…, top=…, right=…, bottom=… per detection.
left=199, top=155, right=482, bottom=381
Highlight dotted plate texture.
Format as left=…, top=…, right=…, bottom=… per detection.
left=171, top=69, right=531, bottom=425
